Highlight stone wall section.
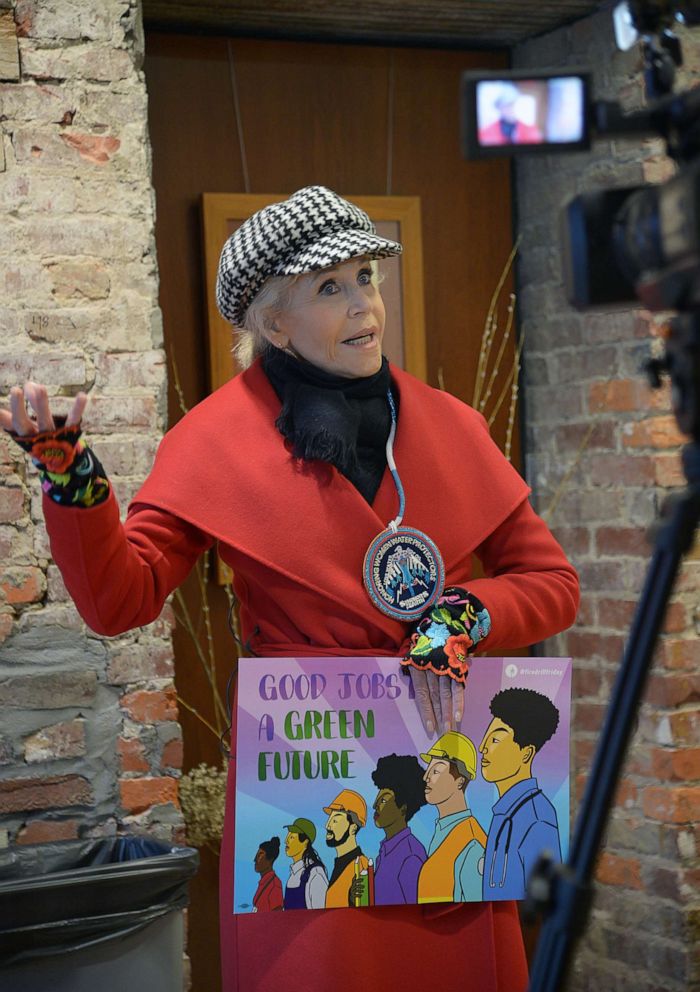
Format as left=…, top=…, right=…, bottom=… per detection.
left=0, top=0, right=183, bottom=848
left=515, top=11, right=700, bottom=991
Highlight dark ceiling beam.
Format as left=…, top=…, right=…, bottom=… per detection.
left=142, top=0, right=602, bottom=49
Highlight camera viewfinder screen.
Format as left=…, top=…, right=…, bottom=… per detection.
left=476, top=77, right=585, bottom=148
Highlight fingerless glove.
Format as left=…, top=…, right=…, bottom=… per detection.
left=8, top=418, right=110, bottom=508
left=401, top=587, right=492, bottom=684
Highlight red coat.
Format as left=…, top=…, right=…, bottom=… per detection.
left=44, top=360, right=579, bottom=992
left=479, top=119, right=543, bottom=146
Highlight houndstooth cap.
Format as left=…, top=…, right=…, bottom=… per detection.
left=215, top=186, right=403, bottom=326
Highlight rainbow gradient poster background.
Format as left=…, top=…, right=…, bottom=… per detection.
left=233, top=656, right=571, bottom=913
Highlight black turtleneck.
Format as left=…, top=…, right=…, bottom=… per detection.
left=262, top=349, right=396, bottom=505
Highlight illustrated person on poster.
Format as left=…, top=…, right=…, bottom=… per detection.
left=252, top=837, right=284, bottom=912
left=368, top=753, right=428, bottom=905
left=479, top=82, right=543, bottom=146
left=323, top=790, right=369, bottom=908
left=480, top=688, right=562, bottom=900
left=417, top=732, right=486, bottom=904
left=282, top=817, right=329, bottom=910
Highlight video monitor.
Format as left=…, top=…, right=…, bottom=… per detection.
left=462, top=70, right=591, bottom=158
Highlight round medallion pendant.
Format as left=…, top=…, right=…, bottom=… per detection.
left=363, top=526, right=445, bottom=621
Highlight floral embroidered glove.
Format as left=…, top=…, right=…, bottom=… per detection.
left=8, top=417, right=110, bottom=508
left=400, top=586, right=492, bottom=684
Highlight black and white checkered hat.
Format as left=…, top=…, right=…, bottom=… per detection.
left=216, top=186, right=403, bottom=326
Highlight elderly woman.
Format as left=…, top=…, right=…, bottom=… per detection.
left=1, top=186, right=578, bottom=992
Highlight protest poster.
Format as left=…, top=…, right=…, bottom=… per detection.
left=233, top=655, right=571, bottom=913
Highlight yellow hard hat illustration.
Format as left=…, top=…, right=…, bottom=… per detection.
left=420, top=731, right=477, bottom=781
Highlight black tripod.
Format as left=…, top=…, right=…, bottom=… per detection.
left=527, top=314, right=700, bottom=991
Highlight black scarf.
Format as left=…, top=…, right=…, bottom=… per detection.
left=262, top=349, right=394, bottom=505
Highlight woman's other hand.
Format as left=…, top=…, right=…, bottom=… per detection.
left=410, top=669, right=465, bottom=737
left=0, top=382, right=88, bottom=437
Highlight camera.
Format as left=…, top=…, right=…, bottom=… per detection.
left=461, top=0, right=700, bottom=313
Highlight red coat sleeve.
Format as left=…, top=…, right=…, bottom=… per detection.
left=467, top=497, right=580, bottom=652
left=43, top=491, right=213, bottom=636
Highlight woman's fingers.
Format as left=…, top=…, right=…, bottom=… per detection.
left=410, top=670, right=467, bottom=736
left=23, top=382, right=54, bottom=432
left=67, top=391, right=88, bottom=427
left=8, top=387, right=38, bottom=436
left=439, top=675, right=454, bottom=731
left=426, top=671, right=444, bottom=735
left=2, top=384, right=85, bottom=437
left=452, top=681, right=465, bottom=726
left=409, top=669, right=439, bottom=737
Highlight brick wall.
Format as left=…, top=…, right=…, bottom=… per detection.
left=515, top=10, right=700, bottom=991
left=0, top=0, right=183, bottom=848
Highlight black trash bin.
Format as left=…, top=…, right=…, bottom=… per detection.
left=0, top=835, right=199, bottom=992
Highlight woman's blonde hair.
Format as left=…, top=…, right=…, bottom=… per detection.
left=232, top=259, right=383, bottom=369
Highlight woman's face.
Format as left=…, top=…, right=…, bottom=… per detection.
left=267, top=257, right=386, bottom=378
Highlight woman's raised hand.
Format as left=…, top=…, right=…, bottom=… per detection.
left=0, top=383, right=87, bottom=437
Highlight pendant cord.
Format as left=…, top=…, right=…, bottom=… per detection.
left=385, top=390, right=405, bottom=530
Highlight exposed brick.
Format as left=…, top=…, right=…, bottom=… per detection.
left=589, top=378, right=667, bottom=414
left=0, top=670, right=97, bottom=709
left=644, top=786, right=700, bottom=824
left=658, top=639, right=699, bottom=672
left=675, top=563, right=700, bottom=594
left=568, top=631, right=626, bottom=663
left=93, top=351, right=166, bottom=390
left=0, top=351, right=87, bottom=391
left=646, top=673, right=700, bottom=708
left=661, top=602, right=688, bottom=634
left=0, top=611, right=13, bottom=644
left=23, top=719, right=86, bottom=763
left=59, top=131, right=121, bottom=165
left=550, top=525, right=591, bottom=556
left=91, top=435, right=159, bottom=478
left=596, top=852, right=643, bottom=889
left=555, top=420, right=616, bottom=452
left=0, top=486, right=25, bottom=523
left=553, top=346, right=619, bottom=383
left=654, top=454, right=685, bottom=488
left=594, top=526, right=649, bottom=557
left=576, top=559, right=631, bottom=592
left=0, top=774, right=92, bottom=813
left=46, top=259, right=110, bottom=300
left=17, top=818, right=80, bottom=844
left=118, top=736, right=149, bottom=774
left=0, top=565, right=46, bottom=604
left=599, top=598, right=637, bottom=631
left=572, top=664, right=603, bottom=698
left=83, top=395, right=158, bottom=431
left=651, top=748, right=700, bottom=783
left=0, top=9, right=20, bottom=82
left=590, top=453, right=655, bottom=487
left=667, top=708, right=700, bottom=744
left=574, top=593, right=596, bottom=627
left=119, top=776, right=179, bottom=814
left=14, top=0, right=115, bottom=42
left=20, top=43, right=133, bottom=83
left=107, top=643, right=174, bottom=685
left=623, top=415, right=688, bottom=450
left=0, top=733, right=14, bottom=764
left=574, top=701, right=608, bottom=733
left=161, top=737, right=183, bottom=771
left=121, top=687, right=178, bottom=724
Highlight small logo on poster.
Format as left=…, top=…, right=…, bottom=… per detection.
left=505, top=664, right=519, bottom=678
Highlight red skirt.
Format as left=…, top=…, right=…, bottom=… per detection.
left=219, top=759, right=528, bottom=992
